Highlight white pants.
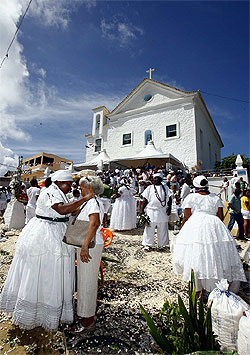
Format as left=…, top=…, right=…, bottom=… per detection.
left=76, top=244, right=103, bottom=318
left=142, top=221, right=169, bottom=247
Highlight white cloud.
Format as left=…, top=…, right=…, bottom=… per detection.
left=101, top=18, right=144, bottom=48
left=25, top=0, right=94, bottom=28
left=0, top=141, right=19, bottom=177
left=25, top=0, right=72, bottom=29
left=207, top=103, right=234, bottom=121
left=37, top=68, right=46, bottom=78
left=84, top=0, right=97, bottom=11
left=0, top=0, right=82, bottom=143
left=0, top=0, right=31, bottom=141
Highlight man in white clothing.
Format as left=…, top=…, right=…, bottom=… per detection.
left=140, top=172, right=172, bottom=251
left=25, top=179, right=40, bottom=224
left=180, top=174, right=192, bottom=204
left=230, top=174, right=240, bottom=194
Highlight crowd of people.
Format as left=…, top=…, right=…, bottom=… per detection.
left=0, top=165, right=249, bottom=334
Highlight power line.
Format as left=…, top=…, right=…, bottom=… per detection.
left=200, top=90, right=250, bottom=104
left=0, top=0, right=33, bottom=69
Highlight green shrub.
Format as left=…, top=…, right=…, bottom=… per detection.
left=140, top=270, right=220, bottom=354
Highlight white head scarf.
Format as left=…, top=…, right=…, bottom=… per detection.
left=50, top=170, right=73, bottom=182
left=153, top=172, right=163, bottom=179
left=193, top=175, right=208, bottom=188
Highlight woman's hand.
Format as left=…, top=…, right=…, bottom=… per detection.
left=80, top=245, right=92, bottom=263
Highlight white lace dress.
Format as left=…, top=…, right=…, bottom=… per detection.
left=110, top=186, right=137, bottom=230
left=172, top=193, right=246, bottom=291
left=0, top=183, right=75, bottom=330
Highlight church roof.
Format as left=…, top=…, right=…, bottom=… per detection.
left=107, top=78, right=223, bottom=147
left=109, top=78, right=197, bottom=115
left=92, top=106, right=110, bottom=113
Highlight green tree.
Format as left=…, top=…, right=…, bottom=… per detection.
left=214, top=154, right=250, bottom=173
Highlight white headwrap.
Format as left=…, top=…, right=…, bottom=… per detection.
left=50, top=170, right=73, bottom=182
left=153, top=172, right=163, bottom=179
left=193, top=175, right=208, bottom=188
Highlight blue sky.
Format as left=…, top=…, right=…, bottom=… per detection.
left=0, top=0, right=249, bottom=168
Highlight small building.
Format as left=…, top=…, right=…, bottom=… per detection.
left=21, top=152, right=73, bottom=181
left=82, top=78, right=223, bottom=171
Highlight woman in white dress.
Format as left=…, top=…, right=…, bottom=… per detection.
left=25, top=178, right=40, bottom=224
left=172, top=175, right=246, bottom=293
left=110, top=177, right=137, bottom=231
left=69, top=176, right=105, bottom=334
left=0, top=170, right=92, bottom=331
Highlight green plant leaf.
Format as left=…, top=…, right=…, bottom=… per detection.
left=178, top=295, right=195, bottom=339
left=203, top=305, right=213, bottom=350
left=197, top=293, right=206, bottom=348
left=140, top=303, right=174, bottom=353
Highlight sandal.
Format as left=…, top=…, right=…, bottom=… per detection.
left=67, top=316, right=97, bottom=335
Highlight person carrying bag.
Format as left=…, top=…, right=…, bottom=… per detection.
left=67, top=176, right=105, bottom=335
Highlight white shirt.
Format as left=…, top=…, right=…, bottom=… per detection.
left=142, top=184, right=171, bottom=222
left=27, top=186, right=40, bottom=207
left=180, top=183, right=191, bottom=202
left=231, top=177, right=240, bottom=188
left=77, top=197, right=105, bottom=245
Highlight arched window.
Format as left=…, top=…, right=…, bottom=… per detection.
left=96, top=114, right=100, bottom=129
left=145, top=130, right=152, bottom=145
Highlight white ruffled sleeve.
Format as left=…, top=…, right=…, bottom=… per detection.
left=181, top=193, right=193, bottom=209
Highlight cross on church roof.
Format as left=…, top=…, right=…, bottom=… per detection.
left=146, top=68, right=155, bottom=79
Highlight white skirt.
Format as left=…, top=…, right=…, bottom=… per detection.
left=241, top=209, right=250, bottom=220
left=110, top=196, right=137, bottom=230
left=172, top=212, right=246, bottom=291
left=0, top=217, right=75, bottom=330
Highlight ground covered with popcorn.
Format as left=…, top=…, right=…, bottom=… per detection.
left=0, top=221, right=249, bottom=354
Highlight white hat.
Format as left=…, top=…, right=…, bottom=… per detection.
left=193, top=175, right=208, bottom=188
left=50, top=170, right=73, bottom=182
left=153, top=172, right=163, bottom=179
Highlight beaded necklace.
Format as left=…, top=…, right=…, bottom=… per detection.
left=154, top=183, right=167, bottom=207
left=195, top=189, right=210, bottom=194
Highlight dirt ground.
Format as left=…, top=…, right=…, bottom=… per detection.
left=0, top=221, right=249, bottom=354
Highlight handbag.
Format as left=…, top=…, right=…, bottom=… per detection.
left=63, top=201, right=96, bottom=248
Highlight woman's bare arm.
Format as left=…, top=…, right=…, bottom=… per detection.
left=52, top=193, right=93, bottom=215
left=217, top=207, right=224, bottom=221
left=181, top=208, right=191, bottom=227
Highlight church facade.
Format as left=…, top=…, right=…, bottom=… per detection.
left=84, top=78, right=223, bottom=171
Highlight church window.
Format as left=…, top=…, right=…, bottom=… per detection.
left=122, top=133, right=132, bottom=145
left=144, top=94, right=152, bottom=102
left=209, top=143, right=211, bottom=163
left=95, top=138, right=102, bottom=152
left=166, top=124, right=177, bottom=138
left=96, top=114, right=100, bottom=129
left=145, top=130, right=152, bottom=145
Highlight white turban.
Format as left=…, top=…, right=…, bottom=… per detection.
left=193, top=175, right=208, bottom=188
left=50, top=170, right=73, bottom=182
left=153, top=172, right=163, bottom=179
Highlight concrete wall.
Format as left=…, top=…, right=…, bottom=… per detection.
left=87, top=103, right=198, bottom=170
left=207, top=176, right=234, bottom=200
left=195, top=103, right=222, bottom=171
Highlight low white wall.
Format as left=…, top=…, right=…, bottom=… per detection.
left=207, top=176, right=234, bottom=200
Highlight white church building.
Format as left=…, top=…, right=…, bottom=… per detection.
left=81, top=78, right=223, bottom=171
